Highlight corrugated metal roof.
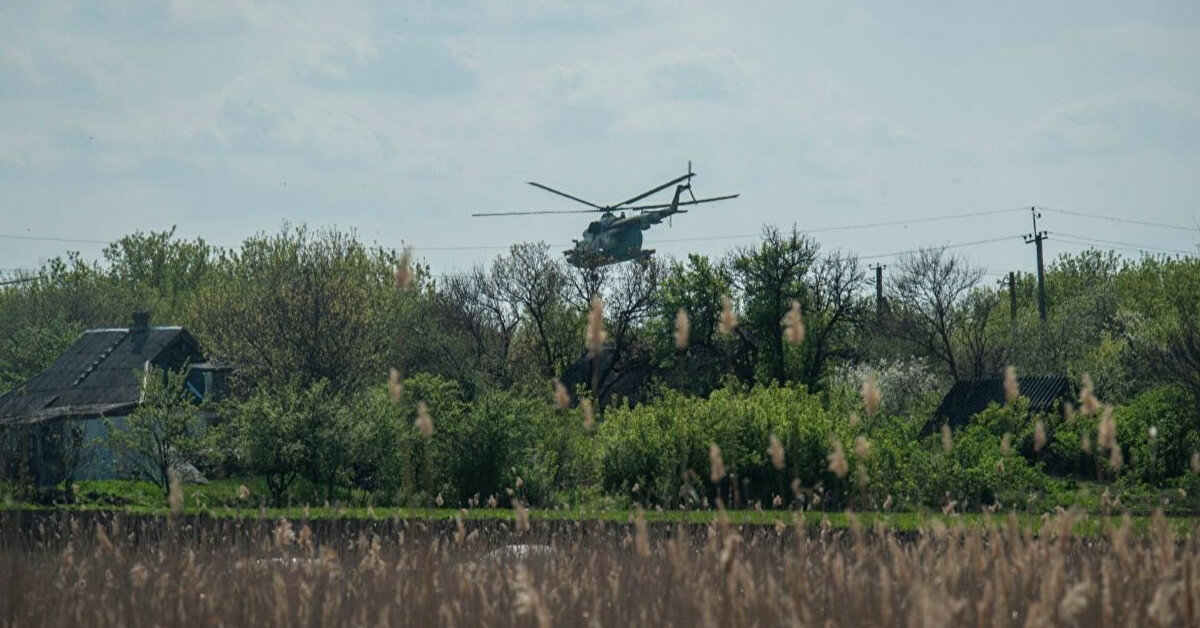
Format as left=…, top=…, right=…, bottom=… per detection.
left=920, top=375, right=1071, bottom=437
left=0, top=326, right=203, bottom=425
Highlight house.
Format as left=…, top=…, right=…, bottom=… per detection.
left=0, top=312, right=228, bottom=486
left=920, top=375, right=1071, bottom=437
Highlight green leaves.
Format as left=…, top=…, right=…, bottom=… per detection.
left=107, top=368, right=202, bottom=497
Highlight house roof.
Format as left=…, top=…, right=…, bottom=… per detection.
left=921, top=375, right=1071, bottom=437
left=0, top=326, right=204, bottom=425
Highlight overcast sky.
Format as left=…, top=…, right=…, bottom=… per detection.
left=2, top=1, right=1198, bottom=280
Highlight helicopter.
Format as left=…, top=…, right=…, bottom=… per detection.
left=473, top=163, right=739, bottom=270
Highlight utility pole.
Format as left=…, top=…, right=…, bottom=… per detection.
left=1008, top=271, right=1017, bottom=322
left=871, top=264, right=886, bottom=318
left=1023, top=207, right=1048, bottom=322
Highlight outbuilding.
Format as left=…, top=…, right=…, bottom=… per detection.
left=920, top=375, right=1072, bottom=437
left=0, top=313, right=228, bottom=486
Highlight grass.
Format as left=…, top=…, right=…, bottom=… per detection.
left=3, top=504, right=1198, bottom=625
left=8, top=478, right=1200, bottom=537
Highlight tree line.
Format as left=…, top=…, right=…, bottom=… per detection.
left=2, top=224, right=1199, bottom=508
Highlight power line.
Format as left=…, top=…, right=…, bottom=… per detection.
left=418, top=244, right=538, bottom=251
left=648, top=207, right=1029, bottom=245
left=1051, top=232, right=1190, bottom=255
left=1051, top=234, right=1194, bottom=256
left=858, top=235, right=1025, bottom=261
left=0, top=233, right=109, bottom=245
left=1040, top=206, right=1199, bottom=233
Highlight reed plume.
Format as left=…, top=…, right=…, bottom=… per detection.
left=415, top=401, right=434, bottom=438
left=719, top=295, right=737, bottom=336
left=674, top=308, right=690, bottom=350
left=586, top=294, right=607, bottom=357
left=1003, top=365, right=1019, bottom=404
left=782, top=300, right=805, bottom=345
left=860, top=373, right=881, bottom=417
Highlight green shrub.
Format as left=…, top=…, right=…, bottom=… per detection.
left=597, top=383, right=850, bottom=508
left=1114, top=385, right=1200, bottom=484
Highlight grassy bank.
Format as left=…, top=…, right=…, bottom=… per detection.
left=6, top=478, right=1199, bottom=537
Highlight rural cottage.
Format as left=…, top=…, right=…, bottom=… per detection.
left=0, top=313, right=228, bottom=486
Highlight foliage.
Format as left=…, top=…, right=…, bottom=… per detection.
left=223, top=379, right=346, bottom=506
left=107, top=368, right=203, bottom=497
left=597, top=383, right=851, bottom=508
left=4, top=223, right=1200, bottom=513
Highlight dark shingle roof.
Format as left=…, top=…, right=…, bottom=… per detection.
left=0, top=326, right=203, bottom=425
left=921, top=375, right=1071, bottom=437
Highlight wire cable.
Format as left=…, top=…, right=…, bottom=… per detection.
left=858, top=235, right=1026, bottom=261
left=0, top=233, right=109, bottom=244
left=1051, top=233, right=1195, bottom=256
left=648, top=207, right=1029, bottom=245
left=1040, top=206, right=1198, bottom=233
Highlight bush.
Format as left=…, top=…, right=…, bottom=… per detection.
left=597, top=383, right=851, bottom=508
left=1114, top=385, right=1200, bottom=484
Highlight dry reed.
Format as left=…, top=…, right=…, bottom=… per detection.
left=674, top=308, right=690, bottom=350
left=586, top=295, right=607, bottom=357
left=860, top=374, right=881, bottom=417
left=782, top=300, right=804, bottom=345
left=1003, top=365, right=1019, bottom=404
left=10, top=508, right=1188, bottom=627
left=415, top=402, right=434, bottom=439
left=719, top=296, right=737, bottom=336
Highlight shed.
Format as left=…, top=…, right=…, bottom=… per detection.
left=0, top=313, right=228, bottom=486
left=920, top=375, right=1071, bottom=437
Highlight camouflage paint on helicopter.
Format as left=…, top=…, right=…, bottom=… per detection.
left=474, top=163, right=738, bottom=270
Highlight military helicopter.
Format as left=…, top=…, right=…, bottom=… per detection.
left=473, top=163, right=739, bottom=270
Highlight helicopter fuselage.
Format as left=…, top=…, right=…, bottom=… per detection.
left=564, top=214, right=648, bottom=268
left=563, top=192, right=687, bottom=269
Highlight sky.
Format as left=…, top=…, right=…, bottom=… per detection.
left=2, top=0, right=1199, bottom=282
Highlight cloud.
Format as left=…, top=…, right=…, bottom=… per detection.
left=300, top=38, right=477, bottom=96
left=165, top=0, right=278, bottom=31
left=1103, top=22, right=1200, bottom=60
left=527, top=49, right=751, bottom=142
left=0, top=32, right=140, bottom=99
left=1031, top=93, right=1200, bottom=159
left=216, top=83, right=394, bottom=164
left=649, top=49, right=748, bottom=102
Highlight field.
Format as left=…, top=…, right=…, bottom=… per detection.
left=1, top=508, right=1197, bottom=626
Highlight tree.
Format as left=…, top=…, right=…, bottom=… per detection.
left=438, top=264, right=521, bottom=387
left=958, top=288, right=1008, bottom=379
left=585, top=259, right=663, bottom=404
left=225, top=379, right=345, bottom=506
left=796, top=250, right=869, bottom=388
left=191, top=225, right=397, bottom=391
left=731, top=226, right=818, bottom=385
left=888, top=247, right=984, bottom=380
left=47, top=422, right=97, bottom=497
left=1130, top=258, right=1200, bottom=403
left=103, top=228, right=215, bottom=318
left=654, top=254, right=734, bottom=395
left=107, top=368, right=202, bottom=497
left=492, top=243, right=571, bottom=378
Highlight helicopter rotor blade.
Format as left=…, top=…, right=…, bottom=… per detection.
left=526, top=182, right=604, bottom=209
left=623, top=194, right=740, bottom=211
left=473, top=208, right=607, bottom=217
left=611, top=173, right=695, bottom=209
